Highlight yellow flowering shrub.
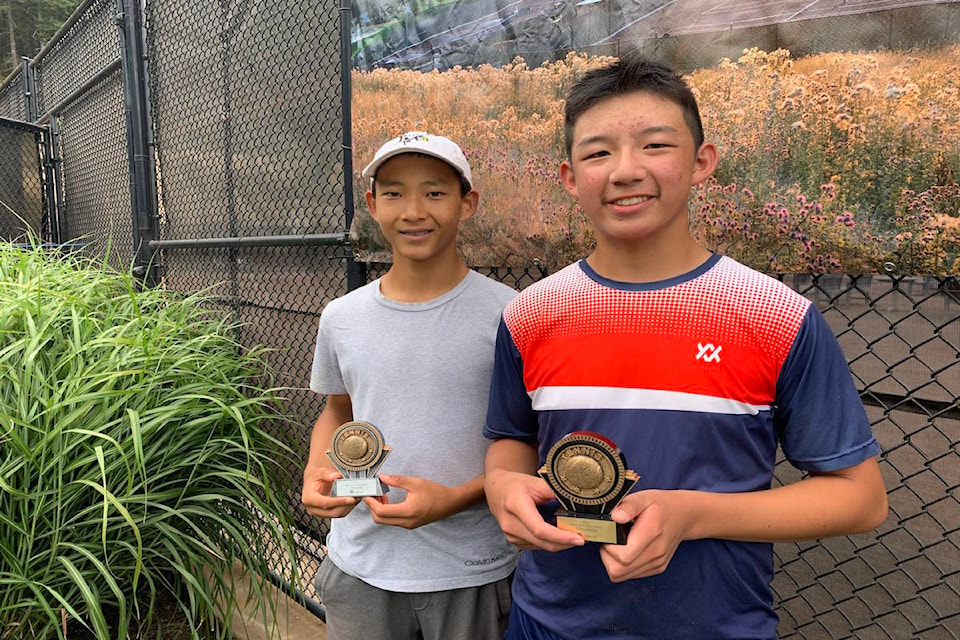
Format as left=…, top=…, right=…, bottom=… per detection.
left=352, top=48, right=959, bottom=274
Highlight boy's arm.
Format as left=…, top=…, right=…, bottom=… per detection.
left=600, top=456, right=887, bottom=582
left=301, top=393, right=362, bottom=518
left=482, top=438, right=584, bottom=551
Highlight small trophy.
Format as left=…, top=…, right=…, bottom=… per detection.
left=538, top=431, right=639, bottom=545
left=327, top=421, right=392, bottom=498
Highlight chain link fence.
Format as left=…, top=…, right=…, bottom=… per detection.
left=0, top=67, right=27, bottom=121
left=0, top=0, right=956, bottom=637
left=56, top=66, right=132, bottom=268
left=772, top=274, right=959, bottom=639
left=0, top=0, right=131, bottom=268
left=143, top=2, right=352, bottom=593
left=0, top=118, right=46, bottom=241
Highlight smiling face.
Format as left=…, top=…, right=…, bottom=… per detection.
left=365, top=153, right=477, bottom=269
left=560, top=90, right=717, bottom=257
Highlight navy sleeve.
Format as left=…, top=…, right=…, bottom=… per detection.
left=775, top=306, right=881, bottom=471
left=483, top=318, right=540, bottom=442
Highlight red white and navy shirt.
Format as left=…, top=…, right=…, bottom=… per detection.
left=484, top=254, right=879, bottom=640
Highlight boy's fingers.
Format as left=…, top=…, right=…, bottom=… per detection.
left=600, top=524, right=651, bottom=577
left=317, top=467, right=341, bottom=480
left=302, top=487, right=332, bottom=505
left=512, top=500, right=583, bottom=549
left=610, top=493, right=648, bottom=523
left=602, top=527, right=646, bottom=566
left=364, top=495, right=392, bottom=511
left=303, top=496, right=358, bottom=518
left=378, top=473, right=412, bottom=489
left=533, top=521, right=584, bottom=549
left=319, top=496, right=358, bottom=510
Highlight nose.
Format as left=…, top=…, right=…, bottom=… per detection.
left=609, top=149, right=647, bottom=185
left=400, top=199, right=427, bottom=221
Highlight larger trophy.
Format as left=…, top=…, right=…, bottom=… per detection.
left=538, top=431, right=639, bottom=545
left=327, top=421, right=392, bottom=497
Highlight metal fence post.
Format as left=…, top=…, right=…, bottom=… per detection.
left=21, top=58, right=38, bottom=123
left=22, top=54, right=66, bottom=246
left=340, top=0, right=365, bottom=292
left=43, top=116, right=65, bottom=245
left=117, top=0, right=160, bottom=287
left=218, top=0, right=240, bottom=311
left=20, top=57, right=55, bottom=243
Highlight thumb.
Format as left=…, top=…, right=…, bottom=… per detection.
left=379, top=473, right=413, bottom=489
left=610, top=493, right=647, bottom=523
left=317, top=467, right=342, bottom=482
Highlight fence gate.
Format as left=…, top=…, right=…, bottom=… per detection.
left=0, top=117, right=52, bottom=242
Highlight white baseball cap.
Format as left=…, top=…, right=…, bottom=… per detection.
left=361, top=131, right=473, bottom=189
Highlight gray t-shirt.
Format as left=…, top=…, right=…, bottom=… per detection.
left=310, top=270, right=518, bottom=592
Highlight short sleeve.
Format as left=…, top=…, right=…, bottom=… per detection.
left=309, top=306, right=347, bottom=395
left=483, top=318, right=539, bottom=442
left=775, top=306, right=880, bottom=471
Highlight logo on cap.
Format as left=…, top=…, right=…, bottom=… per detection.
left=398, top=132, right=430, bottom=145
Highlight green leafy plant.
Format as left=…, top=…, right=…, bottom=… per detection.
left=0, top=241, right=299, bottom=639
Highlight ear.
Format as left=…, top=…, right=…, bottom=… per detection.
left=459, top=190, right=479, bottom=223
left=559, top=160, right=578, bottom=198
left=691, top=142, right=718, bottom=186
left=364, top=190, right=378, bottom=220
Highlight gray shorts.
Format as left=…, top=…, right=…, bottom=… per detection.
left=315, top=557, right=512, bottom=640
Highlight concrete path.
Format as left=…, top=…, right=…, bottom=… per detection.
left=227, top=562, right=327, bottom=640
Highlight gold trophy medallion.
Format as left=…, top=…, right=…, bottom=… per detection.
left=538, top=431, right=639, bottom=544
left=327, top=421, right=391, bottom=497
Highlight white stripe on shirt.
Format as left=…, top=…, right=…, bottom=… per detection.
left=528, top=386, right=770, bottom=416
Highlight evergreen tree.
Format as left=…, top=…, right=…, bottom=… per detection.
left=2, top=0, right=80, bottom=78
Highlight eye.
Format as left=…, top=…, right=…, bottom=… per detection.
left=645, top=142, right=675, bottom=150
left=427, top=191, right=446, bottom=198
left=381, top=191, right=401, bottom=198
left=583, top=149, right=610, bottom=160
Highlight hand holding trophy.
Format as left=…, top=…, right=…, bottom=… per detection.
left=327, top=421, right=392, bottom=497
left=538, top=431, right=640, bottom=545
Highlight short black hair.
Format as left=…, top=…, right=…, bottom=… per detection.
left=564, top=52, right=704, bottom=158
left=370, top=152, right=471, bottom=197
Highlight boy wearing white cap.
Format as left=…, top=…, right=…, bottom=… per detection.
left=302, top=132, right=518, bottom=639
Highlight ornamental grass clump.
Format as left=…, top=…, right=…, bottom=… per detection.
left=0, top=242, right=298, bottom=639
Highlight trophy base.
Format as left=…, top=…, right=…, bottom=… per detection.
left=556, top=510, right=631, bottom=545
left=330, top=477, right=389, bottom=498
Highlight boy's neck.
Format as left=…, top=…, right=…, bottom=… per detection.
left=379, top=255, right=470, bottom=303
left=586, top=236, right=712, bottom=284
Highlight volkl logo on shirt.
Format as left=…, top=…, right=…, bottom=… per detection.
left=696, top=342, right=722, bottom=363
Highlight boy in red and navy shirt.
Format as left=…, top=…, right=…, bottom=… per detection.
left=482, top=54, right=887, bottom=639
